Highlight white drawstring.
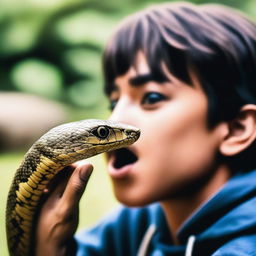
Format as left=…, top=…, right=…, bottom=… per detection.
left=185, top=235, right=196, bottom=256
left=138, top=226, right=196, bottom=256
left=137, top=224, right=157, bottom=256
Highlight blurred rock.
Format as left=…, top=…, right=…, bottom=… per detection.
left=0, top=92, right=68, bottom=151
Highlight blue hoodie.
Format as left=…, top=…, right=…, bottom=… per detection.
left=75, top=170, right=256, bottom=255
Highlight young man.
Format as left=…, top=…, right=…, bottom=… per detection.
left=36, top=2, right=256, bottom=255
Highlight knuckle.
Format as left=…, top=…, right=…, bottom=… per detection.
left=71, top=178, right=86, bottom=195
left=55, top=203, right=78, bottom=223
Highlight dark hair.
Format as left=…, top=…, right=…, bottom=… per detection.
left=103, top=2, right=256, bottom=171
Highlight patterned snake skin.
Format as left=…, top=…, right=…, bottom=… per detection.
left=6, top=119, right=140, bottom=256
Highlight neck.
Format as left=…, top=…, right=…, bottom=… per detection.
left=160, top=164, right=231, bottom=245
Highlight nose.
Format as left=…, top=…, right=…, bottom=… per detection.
left=108, top=98, right=136, bottom=126
left=109, top=99, right=127, bottom=123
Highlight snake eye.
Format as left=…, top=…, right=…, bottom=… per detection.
left=93, top=126, right=110, bottom=139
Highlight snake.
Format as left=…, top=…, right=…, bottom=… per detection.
left=6, top=119, right=140, bottom=256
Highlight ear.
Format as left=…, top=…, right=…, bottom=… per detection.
left=220, top=104, right=256, bottom=156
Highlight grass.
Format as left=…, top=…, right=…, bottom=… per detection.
left=0, top=152, right=118, bottom=256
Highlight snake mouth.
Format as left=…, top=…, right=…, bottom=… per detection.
left=109, top=147, right=138, bottom=169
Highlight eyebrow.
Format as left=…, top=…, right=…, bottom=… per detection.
left=129, top=73, right=169, bottom=86
left=109, top=72, right=169, bottom=95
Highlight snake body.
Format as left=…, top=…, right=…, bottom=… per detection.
left=6, top=119, right=140, bottom=256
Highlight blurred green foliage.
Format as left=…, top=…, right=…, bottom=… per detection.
left=0, top=0, right=255, bottom=109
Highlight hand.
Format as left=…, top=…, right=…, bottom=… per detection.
left=35, top=162, right=93, bottom=256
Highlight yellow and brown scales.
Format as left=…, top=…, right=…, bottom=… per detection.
left=6, top=119, right=140, bottom=256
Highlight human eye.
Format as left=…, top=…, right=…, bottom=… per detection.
left=141, top=92, right=167, bottom=107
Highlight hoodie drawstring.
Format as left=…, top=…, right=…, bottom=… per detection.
left=137, top=224, right=157, bottom=256
left=185, top=235, right=196, bottom=256
left=138, top=226, right=196, bottom=256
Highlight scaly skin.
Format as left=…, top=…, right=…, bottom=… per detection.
left=6, top=119, right=140, bottom=256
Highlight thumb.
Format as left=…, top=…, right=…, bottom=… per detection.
left=61, top=162, right=93, bottom=209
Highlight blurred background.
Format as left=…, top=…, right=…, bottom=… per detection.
left=0, top=0, right=255, bottom=254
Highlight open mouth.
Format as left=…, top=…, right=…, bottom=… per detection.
left=110, top=148, right=138, bottom=169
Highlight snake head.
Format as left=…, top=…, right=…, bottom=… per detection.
left=79, top=120, right=140, bottom=157
left=35, top=119, right=140, bottom=164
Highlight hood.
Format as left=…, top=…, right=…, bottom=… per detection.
left=177, top=169, right=256, bottom=254
left=146, top=169, right=256, bottom=255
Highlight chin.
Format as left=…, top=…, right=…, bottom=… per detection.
left=117, top=197, right=152, bottom=208
left=113, top=187, right=157, bottom=207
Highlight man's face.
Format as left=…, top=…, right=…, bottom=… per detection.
left=106, top=54, right=227, bottom=207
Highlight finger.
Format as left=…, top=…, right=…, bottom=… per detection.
left=40, top=166, right=75, bottom=207
left=61, top=162, right=93, bottom=209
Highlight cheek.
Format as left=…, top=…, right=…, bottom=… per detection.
left=139, top=103, right=219, bottom=178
